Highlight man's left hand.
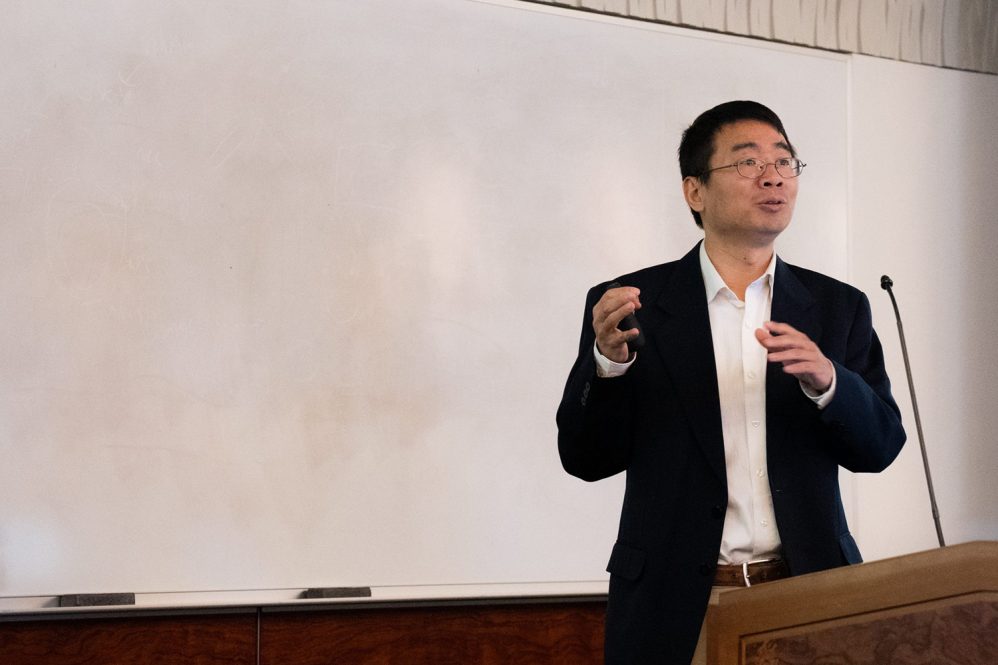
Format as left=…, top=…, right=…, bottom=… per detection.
left=755, top=321, right=834, bottom=393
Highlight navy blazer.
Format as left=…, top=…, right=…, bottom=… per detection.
left=557, top=243, right=906, bottom=664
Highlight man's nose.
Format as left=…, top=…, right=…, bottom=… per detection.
left=759, top=163, right=784, bottom=187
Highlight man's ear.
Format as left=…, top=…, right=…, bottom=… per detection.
left=683, top=176, right=705, bottom=212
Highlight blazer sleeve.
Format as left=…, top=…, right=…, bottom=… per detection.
left=819, top=292, right=907, bottom=472
left=556, top=284, right=635, bottom=482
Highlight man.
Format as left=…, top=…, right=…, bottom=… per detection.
left=556, top=101, right=906, bottom=664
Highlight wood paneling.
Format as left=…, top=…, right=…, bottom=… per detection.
left=743, top=597, right=998, bottom=665
left=707, top=541, right=998, bottom=664
left=0, top=601, right=605, bottom=664
left=0, top=613, right=257, bottom=665
left=260, top=602, right=605, bottom=665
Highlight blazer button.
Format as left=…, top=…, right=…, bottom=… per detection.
left=699, top=563, right=715, bottom=577
left=711, top=505, right=724, bottom=519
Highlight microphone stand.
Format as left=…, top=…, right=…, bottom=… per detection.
left=881, top=275, right=945, bottom=547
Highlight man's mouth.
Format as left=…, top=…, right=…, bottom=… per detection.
left=757, top=198, right=786, bottom=211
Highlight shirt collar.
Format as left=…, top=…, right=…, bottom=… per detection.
left=698, top=241, right=777, bottom=302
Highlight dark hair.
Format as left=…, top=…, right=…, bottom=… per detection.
left=678, top=100, right=796, bottom=227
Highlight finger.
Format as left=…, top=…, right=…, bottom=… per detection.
left=594, top=324, right=639, bottom=363
left=607, top=301, right=640, bottom=330
left=604, top=286, right=641, bottom=307
left=595, top=301, right=640, bottom=345
left=618, top=327, right=641, bottom=341
left=759, top=338, right=813, bottom=356
left=762, top=334, right=818, bottom=354
left=765, top=349, right=818, bottom=365
left=762, top=320, right=801, bottom=336
left=593, top=287, right=641, bottom=323
left=602, top=319, right=641, bottom=340
left=780, top=360, right=826, bottom=373
left=755, top=324, right=805, bottom=346
left=757, top=329, right=815, bottom=353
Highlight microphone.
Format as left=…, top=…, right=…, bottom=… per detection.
left=881, top=275, right=945, bottom=547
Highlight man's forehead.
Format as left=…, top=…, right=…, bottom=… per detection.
left=715, top=120, right=789, bottom=152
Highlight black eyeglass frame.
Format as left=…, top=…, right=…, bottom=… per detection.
left=700, top=158, right=807, bottom=179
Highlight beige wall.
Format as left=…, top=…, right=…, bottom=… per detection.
left=848, top=54, right=998, bottom=559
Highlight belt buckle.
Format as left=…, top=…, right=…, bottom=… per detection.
left=741, top=561, right=752, bottom=587
left=741, top=557, right=779, bottom=587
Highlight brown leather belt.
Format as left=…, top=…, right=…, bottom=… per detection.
left=712, top=559, right=790, bottom=587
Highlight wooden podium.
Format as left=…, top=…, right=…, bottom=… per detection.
left=707, top=541, right=998, bottom=664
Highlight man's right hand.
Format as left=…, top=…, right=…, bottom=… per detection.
left=592, top=285, right=642, bottom=364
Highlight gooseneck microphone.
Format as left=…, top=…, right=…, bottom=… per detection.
left=881, top=275, right=945, bottom=547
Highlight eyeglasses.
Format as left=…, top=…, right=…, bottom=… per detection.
left=702, top=158, right=806, bottom=179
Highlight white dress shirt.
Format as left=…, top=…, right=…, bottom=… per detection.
left=700, top=245, right=780, bottom=563
left=594, top=244, right=836, bottom=565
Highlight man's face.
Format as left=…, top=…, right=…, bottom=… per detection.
left=684, top=120, right=798, bottom=245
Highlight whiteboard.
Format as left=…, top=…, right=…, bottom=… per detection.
left=0, top=0, right=848, bottom=597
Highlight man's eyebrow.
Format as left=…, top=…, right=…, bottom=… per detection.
left=731, top=140, right=792, bottom=153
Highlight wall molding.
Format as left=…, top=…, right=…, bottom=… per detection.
left=521, top=0, right=998, bottom=75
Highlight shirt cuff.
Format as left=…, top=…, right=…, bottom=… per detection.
left=800, top=365, right=837, bottom=409
left=593, top=341, right=635, bottom=378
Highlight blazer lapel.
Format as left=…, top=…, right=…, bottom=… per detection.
left=649, top=245, right=727, bottom=483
